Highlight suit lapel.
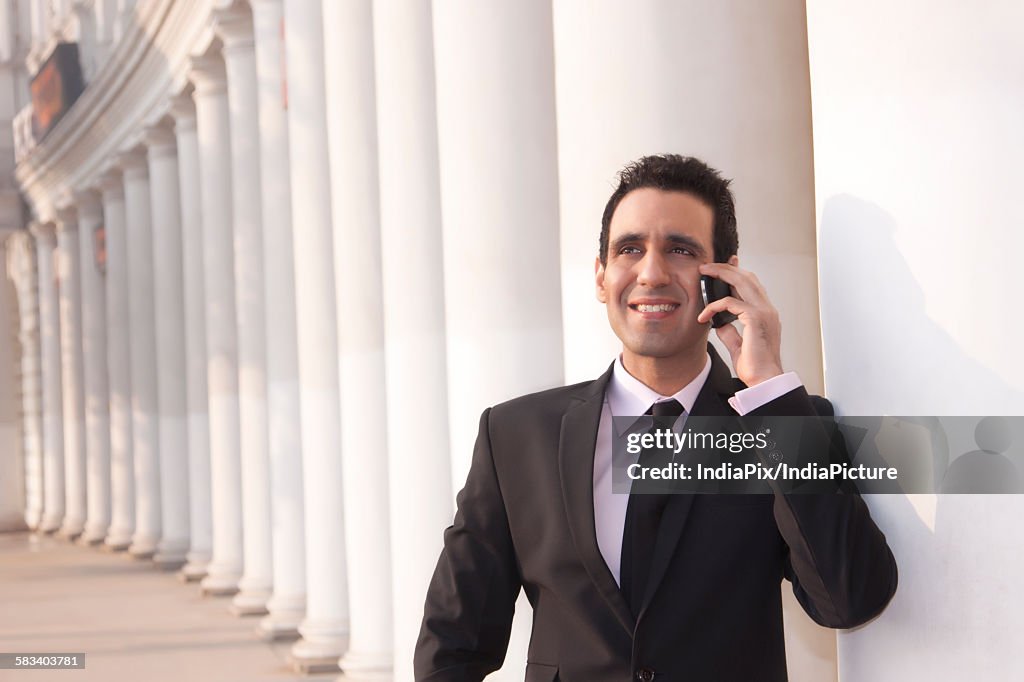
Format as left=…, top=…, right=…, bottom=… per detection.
left=558, top=364, right=635, bottom=635
left=638, top=345, right=740, bottom=619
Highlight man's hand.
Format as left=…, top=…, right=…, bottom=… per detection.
left=696, top=260, right=784, bottom=387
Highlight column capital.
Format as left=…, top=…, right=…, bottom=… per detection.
left=213, top=5, right=255, bottom=51
left=189, top=53, right=228, bottom=95
left=144, top=124, right=177, bottom=159
left=97, top=167, right=125, bottom=200
left=169, top=91, right=197, bottom=131
left=73, top=189, right=104, bottom=221
left=29, top=221, right=57, bottom=244
left=116, top=147, right=149, bottom=180
left=54, top=202, right=79, bottom=231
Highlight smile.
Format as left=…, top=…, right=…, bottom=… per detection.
left=629, top=303, right=679, bottom=313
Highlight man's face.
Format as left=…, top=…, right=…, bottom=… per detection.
left=596, top=188, right=717, bottom=365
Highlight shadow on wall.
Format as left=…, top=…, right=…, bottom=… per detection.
left=817, top=194, right=1022, bottom=416
left=818, top=194, right=1024, bottom=679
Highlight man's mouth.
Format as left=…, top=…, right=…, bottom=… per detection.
left=629, top=303, right=680, bottom=313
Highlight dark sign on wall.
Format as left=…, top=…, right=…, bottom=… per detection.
left=30, top=43, right=85, bottom=141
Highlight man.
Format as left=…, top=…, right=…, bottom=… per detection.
left=416, top=155, right=897, bottom=682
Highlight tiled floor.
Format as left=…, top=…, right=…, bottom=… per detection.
left=0, top=531, right=335, bottom=682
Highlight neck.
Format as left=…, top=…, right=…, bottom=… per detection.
left=621, top=345, right=708, bottom=396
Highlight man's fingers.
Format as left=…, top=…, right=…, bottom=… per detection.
left=714, top=322, right=743, bottom=361
left=697, top=296, right=747, bottom=324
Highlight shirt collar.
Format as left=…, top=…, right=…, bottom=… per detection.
left=606, top=353, right=712, bottom=435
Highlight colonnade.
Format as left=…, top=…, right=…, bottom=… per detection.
left=6, top=1, right=826, bottom=680
left=9, top=0, right=443, bottom=676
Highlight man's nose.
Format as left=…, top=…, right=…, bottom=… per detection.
left=637, top=250, right=671, bottom=287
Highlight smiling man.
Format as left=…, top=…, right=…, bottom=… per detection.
left=416, top=155, right=897, bottom=682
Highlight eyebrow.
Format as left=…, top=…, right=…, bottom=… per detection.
left=610, top=232, right=708, bottom=257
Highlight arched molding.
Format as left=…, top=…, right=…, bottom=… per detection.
left=14, top=0, right=215, bottom=222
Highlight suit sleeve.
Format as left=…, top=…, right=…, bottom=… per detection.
left=748, top=388, right=899, bottom=628
left=414, top=408, right=522, bottom=682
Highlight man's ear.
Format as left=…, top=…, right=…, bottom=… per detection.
left=728, top=255, right=739, bottom=267
left=595, top=257, right=607, bottom=303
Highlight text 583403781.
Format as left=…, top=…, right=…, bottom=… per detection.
left=0, top=653, right=86, bottom=669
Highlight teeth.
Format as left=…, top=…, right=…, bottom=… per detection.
left=636, top=304, right=677, bottom=312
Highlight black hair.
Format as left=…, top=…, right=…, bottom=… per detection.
left=599, top=154, right=738, bottom=266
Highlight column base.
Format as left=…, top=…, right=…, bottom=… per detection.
left=338, top=650, right=393, bottom=680
left=76, top=534, right=103, bottom=548
left=56, top=524, right=84, bottom=542
left=290, top=628, right=348, bottom=675
left=25, top=509, right=42, bottom=531
left=201, top=568, right=241, bottom=596
left=104, top=534, right=132, bottom=552
left=153, top=554, right=187, bottom=571
left=38, top=514, right=63, bottom=534
left=153, top=539, right=189, bottom=570
left=104, top=525, right=134, bottom=550
left=230, top=588, right=271, bottom=616
left=128, top=541, right=157, bottom=559
left=179, top=557, right=210, bottom=583
left=258, top=610, right=303, bottom=641
left=128, top=531, right=159, bottom=558
left=79, top=524, right=109, bottom=546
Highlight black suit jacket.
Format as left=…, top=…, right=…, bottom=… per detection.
left=416, top=348, right=897, bottom=682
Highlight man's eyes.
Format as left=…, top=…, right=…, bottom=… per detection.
left=617, top=245, right=694, bottom=256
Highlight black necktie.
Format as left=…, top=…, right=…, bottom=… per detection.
left=620, top=399, right=685, bottom=617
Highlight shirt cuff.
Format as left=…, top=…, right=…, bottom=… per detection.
left=727, top=372, right=803, bottom=415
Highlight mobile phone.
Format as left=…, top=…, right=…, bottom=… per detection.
left=700, top=275, right=738, bottom=328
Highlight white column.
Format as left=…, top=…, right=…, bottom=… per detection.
left=54, top=208, right=88, bottom=540
left=371, top=1, right=453, bottom=678
left=29, top=0, right=45, bottom=59
left=432, top=6, right=565, bottom=680
left=70, top=2, right=97, bottom=81
left=432, top=1, right=565, bottom=483
left=551, top=2, right=825, bottom=393
left=283, top=0, right=347, bottom=671
left=119, top=148, right=161, bottom=559
left=31, top=222, right=65, bottom=534
left=93, top=0, right=117, bottom=66
left=113, top=0, right=135, bottom=43
left=214, top=5, right=273, bottom=616
left=321, top=1, right=390, bottom=676
left=7, top=233, right=45, bottom=530
left=170, top=93, right=213, bottom=582
left=75, top=190, right=112, bottom=546
left=189, top=53, right=243, bottom=596
left=146, top=125, right=190, bottom=568
left=251, top=0, right=306, bottom=639
left=553, top=4, right=832, bottom=677
left=99, top=170, right=135, bottom=551
left=0, top=234, right=26, bottom=531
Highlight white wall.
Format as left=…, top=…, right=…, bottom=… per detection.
left=807, top=0, right=1024, bottom=678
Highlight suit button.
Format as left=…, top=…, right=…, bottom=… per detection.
left=635, top=668, right=655, bottom=682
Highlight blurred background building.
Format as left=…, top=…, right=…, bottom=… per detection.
left=0, top=0, right=1021, bottom=680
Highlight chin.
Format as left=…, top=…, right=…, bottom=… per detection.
left=625, top=340, right=686, bottom=359
left=624, top=332, right=706, bottom=360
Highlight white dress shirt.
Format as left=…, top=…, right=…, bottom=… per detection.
left=592, top=354, right=802, bottom=585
